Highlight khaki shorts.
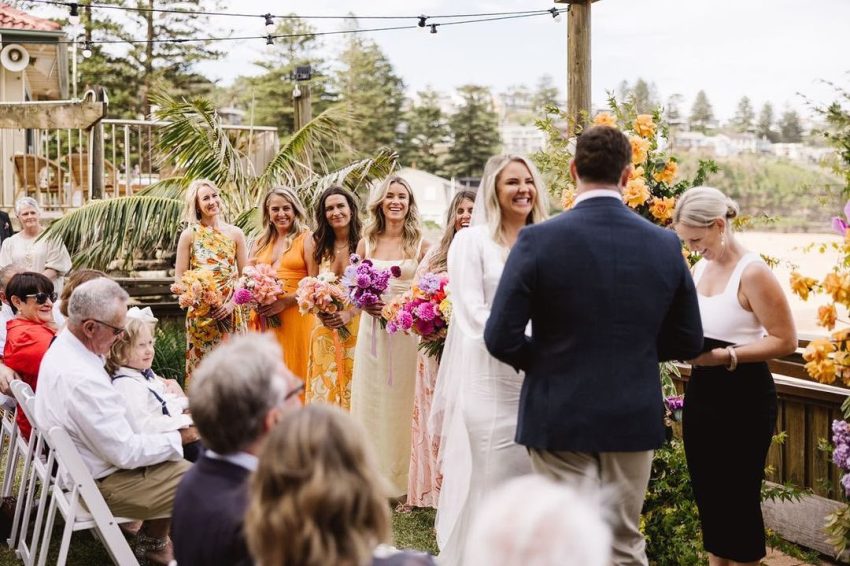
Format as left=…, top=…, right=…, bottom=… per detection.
left=97, top=460, right=191, bottom=520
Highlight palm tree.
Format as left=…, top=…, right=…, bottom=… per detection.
left=43, top=91, right=397, bottom=269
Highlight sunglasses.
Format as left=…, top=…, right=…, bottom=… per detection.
left=84, top=318, right=126, bottom=336
left=25, top=292, right=57, bottom=305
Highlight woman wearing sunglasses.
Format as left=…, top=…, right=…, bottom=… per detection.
left=3, top=272, right=57, bottom=440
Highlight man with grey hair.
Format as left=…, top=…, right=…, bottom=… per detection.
left=172, top=333, right=301, bottom=566
left=35, top=278, right=199, bottom=565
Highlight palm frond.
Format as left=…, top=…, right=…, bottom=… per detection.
left=296, top=148, right=399, bottom=210
left=235, top=207, right=262, bottom=240
left=135, top=176, right=188, bottom=200
left=150, top=91, right=248, bottom=200
left=251, top=105, right=350, bottom=194
left=41, top=196, right=182, bottom=270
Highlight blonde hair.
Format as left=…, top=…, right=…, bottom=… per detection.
left=477, top=154, right=549, bottom=245
left=106, top=317, right=154, bottom=375
left=246, top=405, right=391, bottom=566
left=673, top=186, right=740, bottom=229
left=181, top=179, right=222, bottom=225
left=362, top=176, right=423, bottom=260
left=255, top=187, right=310, bottom=256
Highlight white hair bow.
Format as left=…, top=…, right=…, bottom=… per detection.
left=126, top=306, right=158, bottom=323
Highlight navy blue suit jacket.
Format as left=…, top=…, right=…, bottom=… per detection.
left=484, top=196, right=703, bottom=452
left=172, top=455, right=252, bottom=566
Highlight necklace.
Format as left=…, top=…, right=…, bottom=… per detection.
left=333, top=242, right=349, bottom=255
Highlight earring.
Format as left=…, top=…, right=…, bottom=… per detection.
left=721, top=233, right=726, bottom=248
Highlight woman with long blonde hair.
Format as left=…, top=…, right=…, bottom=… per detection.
left=175, top=179, right=248, bottom=383
left=351, top=175, right=429, bottom=499
left=245, top=405, right=435, bottom=566
left=248, top=187, right=319, bottom=382
left=430, top=155, right=548, bottom=565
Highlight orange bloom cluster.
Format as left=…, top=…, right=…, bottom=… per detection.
left=790, top=271, right=818, bottom=301
left=633, top=114, right=657, bottom=138
left=592, top=112, right=617, bottom=128
left=653, top=161, right=678, bottom=185
left=649, top=197, right=676, bottom=223
left=629, top=136, right=650, bottom=165
left=624, top=178, right=650, bottom=208
left=171, top=269, right=224, bottom=318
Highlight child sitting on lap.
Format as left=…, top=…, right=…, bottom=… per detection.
left=107, top=307, right=202, bottom=462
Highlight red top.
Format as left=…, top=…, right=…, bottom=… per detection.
left=4, top=318, right=56, bottom=440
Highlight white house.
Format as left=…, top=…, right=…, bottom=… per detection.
left=395, top=167, right=459, bottom=227
left=500, top=123, right=547, bottom=156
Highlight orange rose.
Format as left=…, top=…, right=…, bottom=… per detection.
left=805, top=358, right=837, bottom=384
left=629, top=166, right=645, bottom=181
left=818, top=304, right=838, bottom=330
left=803, top=338, right=836, bottom=363
left=789, top=271, right=818, bottom=301
left=823, top=272, right=850, bottom=305
left=629, top=136, right=650, bottom=165
left=649, top=197, right=676, bottom=223
left=653, top=161, right=678, bottom=185
left=623, top=177, right=650, bottom=209
left=633, top=114, right=656, bottom=138
left=592, top=112, right=617, bottom=128
left=561, top=187, right=577, bottom=210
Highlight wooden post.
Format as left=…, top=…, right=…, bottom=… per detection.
left=89, top=87, right=108, bottom=200
left=293, top=84, right=312, bottom=175
left=557, top=0, right=598, bottom=132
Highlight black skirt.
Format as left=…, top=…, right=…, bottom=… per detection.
left=682, top=337, right=777, bottom=562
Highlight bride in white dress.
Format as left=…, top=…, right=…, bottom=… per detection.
left=430, top=155, right=549, bottom=565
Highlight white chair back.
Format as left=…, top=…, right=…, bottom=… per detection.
left=6, top=380, right=36, bottom=549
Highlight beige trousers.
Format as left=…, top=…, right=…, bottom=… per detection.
left=529, top=448, right=654, bottom=566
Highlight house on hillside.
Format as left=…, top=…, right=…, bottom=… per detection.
left=395, top=167, right=459, bottom=227
left=500, top=123, right=546, bottom=156
left=0, top=3, right=68, bottom=207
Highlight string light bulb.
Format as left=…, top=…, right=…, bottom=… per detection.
left=548, top=7, right=562, bottom=22
left=292, top=85, right=301, bottom=98
left=429, top=23, right=438, bottom=34
left=82, top=41, right=92, bottom=58
left=68, top=2, right=80, bottom=25
left=263, top=13, right=275, bottom=34
left=418, top=15, right=427, bottom=28
left=265, top=34, right=274, bottom=52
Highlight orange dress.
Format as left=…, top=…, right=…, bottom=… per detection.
left=251, top=232, right=314, bottom=381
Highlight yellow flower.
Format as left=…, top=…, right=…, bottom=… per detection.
left=629, top=166, right=645, bottom=181
left=805, top=358, right=837, bottom=384
left=802, top=338, right=836, bottom=363
left=561, top=187, right=577, bottom=210
left=593, top=112, right=617, bottom=127
left=789, top=271, right=818, bottom=301
left=818, top=304, right=838, bottom=330
left=649, top=197, right=676, bottom=224
left=823, top=272, right=850, bottom=305
left=629, top=136, right=650, bottom=165
left=653, top=161, right=678, bottom=185
left=623, top=177, right=650, bottom=209
left=832, top=327, right=850, bottom=346
left=439, top=298, right=452, bottom=322
left=633, top=114, right=656, bottom=138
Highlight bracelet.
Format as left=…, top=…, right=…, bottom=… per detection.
left=725, top=346, right=738, bottom=372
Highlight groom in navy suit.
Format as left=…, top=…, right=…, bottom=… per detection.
left=485, top=125, right=703, bottom=566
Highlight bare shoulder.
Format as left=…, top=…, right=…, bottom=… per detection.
left=177, top=227, right=194, bottom=244
left=740, top=258, right=780, bottom=293
left=221, top=223, right=245, bottom=242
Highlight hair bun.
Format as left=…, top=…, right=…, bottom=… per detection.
left=725, top=198, right=739, bottom=219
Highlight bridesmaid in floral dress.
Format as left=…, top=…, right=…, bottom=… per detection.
left=351, top=176, right=430, bottom=499
left=305, top=187, right=362, bottom=409
left=249, top=187, right=319, bottom=382
left=406, top=190, right=475, bottom=509
left=175, top=179, right=248, bottom=384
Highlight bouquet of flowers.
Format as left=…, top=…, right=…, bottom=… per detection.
left=383, top=272, right=451, bottom=360
left=232, top=263, right=283, bottom=328
left=296, top=272, right=352, bottom=340
left=341, top=254, right=401, bottom=315
left=171, top=269, right=230, bottom=330
left=664, top=395, right=685, bottom=423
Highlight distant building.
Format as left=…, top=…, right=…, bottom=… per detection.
left=394, top=167, right=462, bottom=227
left=500, top=123, right=546, bottom=156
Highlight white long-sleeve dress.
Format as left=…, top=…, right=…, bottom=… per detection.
left=431, top=225, right=532, bottom=566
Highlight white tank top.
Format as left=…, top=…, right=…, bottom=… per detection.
left=693, top=252, right=766, bottom=345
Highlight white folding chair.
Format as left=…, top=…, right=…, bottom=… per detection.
left=6, top=380, right=37, bottom=550
left=38, top=426, right=138, bottom=566
left=16, top=396, right=55, bottom=566
left=0, top=395, right=18, bottom=492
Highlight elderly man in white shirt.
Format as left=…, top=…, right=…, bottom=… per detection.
left=34, top=278, right=198, bottom=565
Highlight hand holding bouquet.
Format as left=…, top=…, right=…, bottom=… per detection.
left=233, top=263, right=284, bottom=328
left=171, top=269, right=231, bottom=330
left=383, top=272, right=452, bottom=360
left=296, top=272, right=352, bottom=340
left=341, top=254, right=401, bottom=321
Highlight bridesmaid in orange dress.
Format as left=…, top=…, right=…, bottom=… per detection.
left=406, top=190, right=476, bottom=509
left=248, top=188, right=318, bottom=381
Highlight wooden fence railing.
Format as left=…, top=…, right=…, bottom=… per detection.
left=114, top=277, right=181, bottom=321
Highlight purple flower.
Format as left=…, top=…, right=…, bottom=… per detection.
left=665, top=395, right=685, bottom=412
left=418, top=273, right=442, bottom=294
left=350, top=254, right=361, bottom=265
left=232, top=288, right=253, bottom=305
left=833, top=420, right=850, bottom=445
left=415, top=319, right=435, bottom=337
left=386, top=321, right=399, bottom=334
left=362, top=259, right=373, bottom=267
left=356, top=273, right=372, bottom=289
left=390, top=265, right=402, bottom=278
left=833, top=201, right=850, bottom=236
left=833, top=443, right=850, bottom=470
left=415, top=301, right=437, bottom=321
left=842, top=473, right=850, bottom=497
left=358, top=291, right=378, bottom=307
left=397, top=310, right=414, bottom=330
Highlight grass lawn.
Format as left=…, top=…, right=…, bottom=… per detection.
left=0, top=506, right=438, bottom=565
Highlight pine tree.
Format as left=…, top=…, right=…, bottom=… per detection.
left=617, top=78, right=660, bottom=114
left=689, top=90, right=715, bottom=132
left=531, top=74, right=561, bottom=112
left=757, top=102, right=778, bottom=142
left=444, top=85, right=501, bottom=180
left=779, top=109, right=804, bottom=143
left=398, top=88, right=449, bottom=172
left=334, top=36, right=405, bottom=158
left=665, top=94, right=685, bottom=123
left=733, top=96, right=755, bottom=132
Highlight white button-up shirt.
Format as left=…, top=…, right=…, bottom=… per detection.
left=34, top=330, right=182, bottom=480
left=112, top=366, right=191, bottom=434
left=0, top=301, right=15, bottom=352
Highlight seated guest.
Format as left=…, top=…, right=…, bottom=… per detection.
left=106, top=307, right=201, bottom=462
left=465, top=475, right=612, bottom=566
left=52, top=268, right=107, bottom=328
left=0, top=264, right=21, bottom=410
left=172, top=333, right=302, bottom=566
left=246, top=404, right=436, bottom=566
left=4, top=272, right=57, bottom=439
left=33, top=278, right=199, bottom=565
